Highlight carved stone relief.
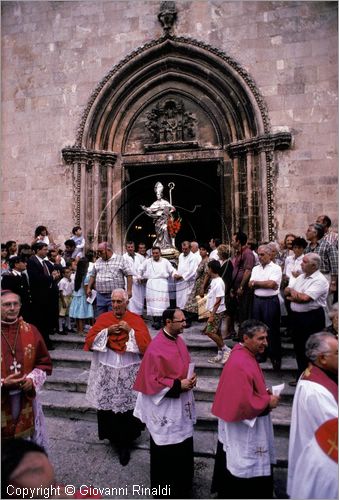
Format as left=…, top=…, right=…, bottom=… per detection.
left=124, top=94, right=220, bottom=154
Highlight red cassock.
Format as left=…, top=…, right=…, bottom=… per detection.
left=212, top=343, right=270, bottom=422
left=133, top=329, right=190, bottom=395
left=84, top=310, right=151, bottom=354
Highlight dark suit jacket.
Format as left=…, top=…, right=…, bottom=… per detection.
left=1, top=271, right=33, bottom=322
left=27, top=256, right=54, bottom=306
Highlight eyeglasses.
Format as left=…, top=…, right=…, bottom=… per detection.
left=2, top=302, right=20, bottom=307
left=323, top=351, right=338, bottom=356
left=172, top=319, right=186, bottom=323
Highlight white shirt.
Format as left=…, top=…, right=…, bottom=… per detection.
left=58, top=276, right=74, bottom=296
left=209, top=249, right=219, bottom=261
left=192, top=251, right=202, bottom=265
left=290, top=270, right=329, bottom=312
left=176, top=251, right=198, bottom=282
left=284, top=254, right=303, bottom=288
left=206, top=276, right=225, bottom=313
left=250, top=261, right=282, bottom=297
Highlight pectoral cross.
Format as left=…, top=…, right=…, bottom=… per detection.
left=327, top=433, right=338, bottom=456
left=185, top=402, right=192, bottom=419
left=255, top=447, right=268, bottom=456
left=10, top=359, right=21, bottom=374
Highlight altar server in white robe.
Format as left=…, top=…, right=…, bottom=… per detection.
left=174, top=241, right=199, bottom=326
left=287, top=331, right=338, bottom=497
left=289, top=417, right=338, bottom=499
left=139, top=246, right=176, bottom=329
left=211, top=319, right=280, bottom=499
left=134, top=307, right=197, bottom=499
left=123, top=241, right=146, bottom=316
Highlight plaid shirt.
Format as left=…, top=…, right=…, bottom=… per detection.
left=91, top=254, right=133, bottom=293
left=305, top=238, right=338, bottom=277
left=323, top=230, right=338, bottom=245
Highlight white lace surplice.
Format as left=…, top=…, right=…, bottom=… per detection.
left=26, top=368, right=49, bottom=451
left=86, top=328, right=142, bottom=413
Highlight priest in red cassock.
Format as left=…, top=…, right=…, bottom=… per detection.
left=211, top=319, right=280, bottom=499
left=133, top=307, right=197, bottom=499
left=84, top=288, right=151, bottom=466
left=1, top=290, right=52, bottom=450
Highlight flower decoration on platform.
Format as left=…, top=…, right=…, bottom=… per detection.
left=167, top=212, right=182, bottom=238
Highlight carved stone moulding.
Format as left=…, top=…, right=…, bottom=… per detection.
left=144, top=141, right=199, bottom=152
left=226, top=131, right=292, bottom=158
left=62, top=146, right=117, bottom=167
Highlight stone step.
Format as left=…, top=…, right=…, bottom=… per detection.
left=45, top=415, right=288, bottom=467
left=40, top=389, right=291, bottom=436
left=50, top=348, right=298, bottom=380
left=51, top=331, right=295, bottom=356
left=46, top=367, right=296, bottom=404
left=45, top=367, right=89, bottom=393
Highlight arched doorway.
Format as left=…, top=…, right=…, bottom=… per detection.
left=123, top=160, right=225, bottom=248
left=62, top=34, right=291, bottom=250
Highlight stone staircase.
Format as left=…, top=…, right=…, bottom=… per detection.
left=42, top=323, right=296, bottom=493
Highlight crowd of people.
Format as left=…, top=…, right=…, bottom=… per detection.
left=1, top=215, right=338, bottom=499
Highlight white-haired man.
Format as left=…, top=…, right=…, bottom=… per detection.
left=249, top=244, right=282, bottom=371
left=285, top=253, right=329, bottom=381
left=190, top=241, right=202, bottom=265
left=287, top=332, right=338, bottom=497
left=84, top=289, right=151, bottom=465
left=87, top=242, right=133, bottom=316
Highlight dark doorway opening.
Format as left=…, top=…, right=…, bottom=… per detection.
left=123, top=161, right=224, bottom=249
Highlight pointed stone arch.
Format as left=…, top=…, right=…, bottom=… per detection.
left=63, top=34, right=291, bottom=249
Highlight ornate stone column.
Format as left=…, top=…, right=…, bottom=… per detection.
left=246, top=149, right=254, bottom=240
left=61, top=147, right=117, bottom=248
left=227, top=130, right=292, bottom=242
left=232, top=155, right=241, bottom=233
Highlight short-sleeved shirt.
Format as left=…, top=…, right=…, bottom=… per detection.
left=58, top=276, right=74, bottom=296
left=290, top=270, right=329, bottom=312
left=250, top=261, right=282, bottom=297
left=232, top=247, right=255, bottom=289
left=206, top=276, right=226, bottom=313
left=305, top=238, right=338, bottom=276
left=91, top=254, right=133, bottom=294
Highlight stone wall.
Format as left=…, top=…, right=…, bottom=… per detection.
left=1, top=1, right=337, bottom=246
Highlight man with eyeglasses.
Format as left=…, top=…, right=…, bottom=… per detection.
left=134, top=307, right=197, bottom=498
left=287, top=332, right=338, bottom=498
left=1, top=290, right=52, bottom=447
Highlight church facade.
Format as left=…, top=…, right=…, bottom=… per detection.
left=1, top=1, right=337, bottom=249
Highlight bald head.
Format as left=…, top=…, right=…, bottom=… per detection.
left=97, top=242, right=113, bottom=260
left=190, top=241, right=199, bottom=253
